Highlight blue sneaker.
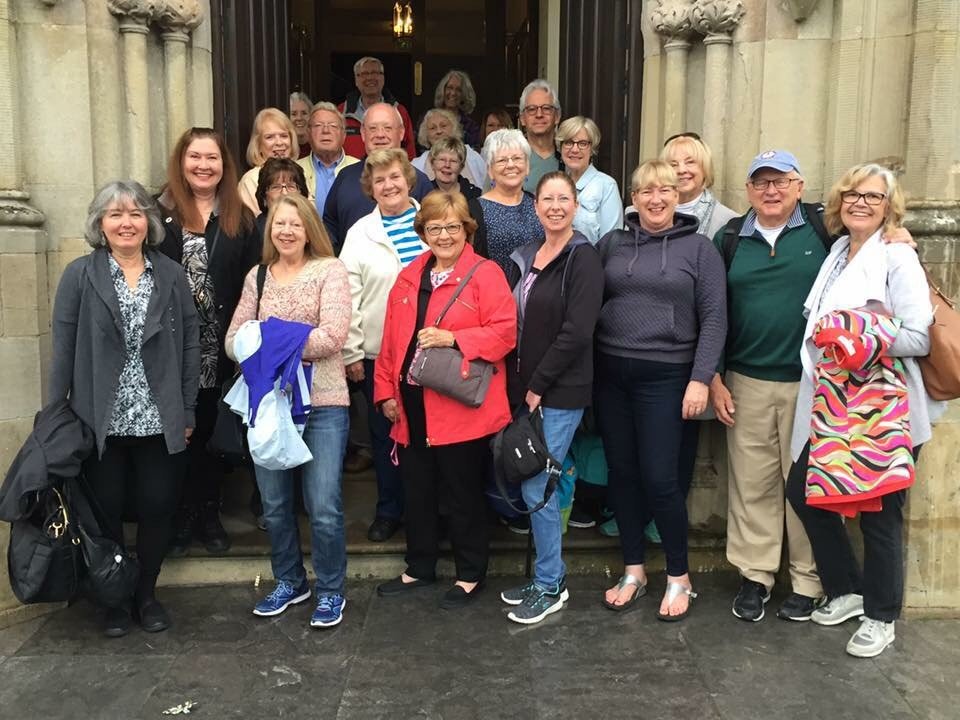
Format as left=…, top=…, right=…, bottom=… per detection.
left=310, top=593, right=346, bottom=628
left=506, top=579, right=569, bottom=625
left=252, top=579, right=311, bottom=617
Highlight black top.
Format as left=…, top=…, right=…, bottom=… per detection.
left=431, top=176, right=482, bottom=201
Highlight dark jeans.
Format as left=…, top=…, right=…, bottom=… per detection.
left=399, top=437, right=490, bottom=583
left=181, top=387, right=224, bottom=508
left=83, top=434, right=180, bottom=601
left=362, top=358, right=403, bottom=520
left=596, top=354, right=690, bottom=576
left=786, top=442, right=919, bottom=622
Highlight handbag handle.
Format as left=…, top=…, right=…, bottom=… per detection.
left=430, top=260, right=486, bottom=327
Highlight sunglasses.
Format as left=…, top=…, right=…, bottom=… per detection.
left=663, top=131, right=701, bottom=147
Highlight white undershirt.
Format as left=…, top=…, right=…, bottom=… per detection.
left=755, top=222, right=786, bottom=248
left=676, top=193, right=703, bottom=214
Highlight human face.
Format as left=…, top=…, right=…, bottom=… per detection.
left=426, top=114, right=454, bottom=146
left=355, top=60, right=385, bottom=101
left=520, top=88, right=558, bottom=137
left=260, top=120, right=292, bottom=160
left=431, top=151, right=463, bottom=188
left=182, top=137, right=223, bottom=196
left=265, top=173, right=299, bottom=209
left=489, top=147, right=528, bottom=192
left=535, top=178, right=578, bottom=235
left=290, top=100, right=310, bottom=144
left=442, top=75, right=463, bottom=111
left=484, top=113, right=504, bottom=137
left=665, top=148, right=705, bottom=202
left=101, top=200, right=148, bottom=254
left=308, top=110, right=345, bottom=156
left=361, top=105, right=403, bottom=154
left=839, top=175, right=889, bottom=239
left=632, top=183, right=679, bottom=233
left=560, top=128, right=592, bottom=176
left=371, top=162, right=411, bottom=216
left=423, top=209, right=467, bottom=268
left=745, top=169, right=804, bottom=227
left=270, top=202, right=308, bottom=263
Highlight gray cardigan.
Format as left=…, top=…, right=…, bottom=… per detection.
left=49, top=247, right=200, bottom=457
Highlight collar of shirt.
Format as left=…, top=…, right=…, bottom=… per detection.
left=575, top=163, right=599, bottom=191
left=740, top=202, right=804, bottom=237
left=108, top=252, right=153, bottom=280
left=312, top=150, right=344, bottom=172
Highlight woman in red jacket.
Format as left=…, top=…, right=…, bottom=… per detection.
left=374, top=189, right=517, bottom=610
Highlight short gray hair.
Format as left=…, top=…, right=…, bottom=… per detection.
left=428, top=136, right=467, bottom=166
left=309, top=101, right=345, bottom=128
left=481, top=128, right=531, bottom=168
left=84, top=180, right=164, bottom=250
left=519, top=79, right=561, bottom=117
left=354, top=56, right=383, bottom=75
left=417, top=108, right=462, bottom=149
left=289, top=91, right=312, bottom=109
left=434, top=70, right=477, bottom=114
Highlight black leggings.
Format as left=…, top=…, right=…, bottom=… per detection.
left=180, top=388, right=224, bottom=508
left=83, top=435, right=181, bottom=602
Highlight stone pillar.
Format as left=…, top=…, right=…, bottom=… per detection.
left=651, top=0, right=695, bottom=138
left=156, top=1, right=202, bottom=151
left=108, top=0, right=157, bottom=185
left=692, top=0, right=744, bottom=198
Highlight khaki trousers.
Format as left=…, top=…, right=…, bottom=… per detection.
left=724, top=371, right=822, bottom=597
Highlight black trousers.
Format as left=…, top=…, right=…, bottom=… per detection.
left=83, top=435, right=180, bottom=600
left=399, top=437, right=490, bottom=583
left=786, top=442, right=919, bottom=622
left=181, top=388, right=224, bottom=508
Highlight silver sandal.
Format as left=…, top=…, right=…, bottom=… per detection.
left=602, top=573, right=647, bottom=612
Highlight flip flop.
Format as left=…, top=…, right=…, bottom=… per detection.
left=602, top=573, right=647, bottom=612
left=656, top=581, right=697, bottom=622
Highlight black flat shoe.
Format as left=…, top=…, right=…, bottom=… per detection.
left=377, top=575, right=435, bottom=597
left=137, top=599, right=171, bottom=633
left=367, top=517, right=402, bottom=542
left=103, top=605, right=131, bottom=638
left=439, top=581, right=485, bottom=610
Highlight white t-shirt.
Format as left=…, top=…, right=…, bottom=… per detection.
left=755, top=222, right=785, bottom=248
left=676, top=193, right=703, bottom=215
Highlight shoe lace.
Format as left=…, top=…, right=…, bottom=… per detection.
left=267, top=580, right=295, bottom=601
left=317, top=594, right=342, bottom=612
left=856, top=618, right=886, bottom=641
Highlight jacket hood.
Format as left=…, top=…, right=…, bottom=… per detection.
left=615, top=211, right=699, bottom=275
left=509, top=230, right=592, bottom=281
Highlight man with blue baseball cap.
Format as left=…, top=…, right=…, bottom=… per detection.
left=709, top=149, right=826, bottom=624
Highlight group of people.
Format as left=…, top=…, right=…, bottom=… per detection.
left=44, top=59, right=943, bottom=660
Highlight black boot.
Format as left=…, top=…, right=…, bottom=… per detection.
left=198, top=501, right=231, bottom=555
left=167, top=509, right=195, bottom=558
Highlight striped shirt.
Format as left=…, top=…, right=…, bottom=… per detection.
left=382, top=206, right=425, bottom=267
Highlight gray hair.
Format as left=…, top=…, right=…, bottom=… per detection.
left=309, top=100, right=345, bottom=128
left=417, top=108, right=462, bottom=149
left=481, top=128, right=532, bottom=168
left=354, top=56, right=383, bottom=75
left=428, top=136, right=467, bottom=166
left=289, top=91, right=313, bottom=109
left=84, top=180, right=164, bottom=250
left=519, top=79, right=561, bottom=117
left=433, top=69, right=477, bottom=114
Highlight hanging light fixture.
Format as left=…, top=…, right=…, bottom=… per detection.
left=393, top=1, right=414, bottom=45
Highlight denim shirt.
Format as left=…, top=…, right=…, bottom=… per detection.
left=572, top=164, right=624, bottom=244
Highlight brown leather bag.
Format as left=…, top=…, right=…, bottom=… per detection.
left=918, top=267, right=960, bottom=401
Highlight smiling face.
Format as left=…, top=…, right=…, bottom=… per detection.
left=840, top=175, right=889, bottom=238
left=665, top=147, right=705, bottom=202
left=182, top=137, right=224, bottom=195
left=442, top=74, right=463, bottom=111
left=101, top=199, right=148, bottom=254
left=270, top=202, right=308, bottom=263
left=632, top=183, right=679, bottom=233
left=355, top=60, right=385, bottom=102
left=489, top=147, right=528, bottom=192
left=371, top=161, right=411, bottom=216
left=423, top=209, right=467, bottom=266
left=560, top=128, right=592, bottom=176
left=361, top=104, right=403, bottom=154
left=519, top=88, right=558, bottom=137
left=746, top=169, right=804, bottom=227
left=535, top=177, right=578, bottom=235
left=259, top=120, right=292, bottom=160
left=290, top=100, right=310, bottom=144
left=431, top=151, right=462, bottom=188
left=426, top=114, right=454, bottom=146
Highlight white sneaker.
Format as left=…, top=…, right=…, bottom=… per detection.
left=811, top=593, right=864, bottom=626
left=846, top=617, right=895, bottom=658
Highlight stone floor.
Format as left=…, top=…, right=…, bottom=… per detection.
left=1, top=573, right=957, bottom=720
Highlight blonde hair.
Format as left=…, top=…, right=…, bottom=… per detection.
left=824, top=162, right=905, bottom=237
left=660, top=135, right=715, bottom=189
left=630, top=159, right=679, bottom=193
left=261, top=193, right=334, bottom=264
left=360, top=148, right=417, bottom=200
left=555, top=116, right=601, bottom=155
left=417, top=108, right=462, bottom=149
left=246, top=108, right=298, bottom=167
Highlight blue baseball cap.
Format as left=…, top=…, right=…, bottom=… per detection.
left=746, top=149, right=801, bottom=179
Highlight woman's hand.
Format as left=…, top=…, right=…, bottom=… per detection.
left=682, top=381, right=709, bottom=420
left=381, top=399, right=399, bottom=423
left=881, top=226, right=917, bottom=249
left=345, top=361, right=365, bottom=383
left=709, top=373, right=736, bottom=426
left=525, top=390, right=542, bottom=412
left=417, top=327, right=456, bottom=349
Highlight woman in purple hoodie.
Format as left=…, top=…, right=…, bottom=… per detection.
left=595, top=160, right=727, bottom=621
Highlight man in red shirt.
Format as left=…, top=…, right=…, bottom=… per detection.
left=338, top=56, right=416, bottom=160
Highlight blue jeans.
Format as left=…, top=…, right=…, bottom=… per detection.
left=254, top=406, right=349, bottom=594
left=363, top=358, right=403, bottom=520
left=521, top=406, right=583, bottom=588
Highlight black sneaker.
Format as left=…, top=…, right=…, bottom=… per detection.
left=103, top=604, right=132, bottom=638
left=776, top=592, right=823, bottom=622
left=499, top=515, right=530, bottom=535
left=732, top=579, right=770, bottom=622
left=197, top=501, right=231, bottom=554
left=167, top=510, right=194, bottom=557
left=567, top=506, right=597, bottom=529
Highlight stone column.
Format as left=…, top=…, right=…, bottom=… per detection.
left=108, top=0, right=158, bottom=185
left=156, top=1, right=203, bottom=151
left=651, top=0, right=695, bottom=138
left=692, top=0, right=744, bottom=198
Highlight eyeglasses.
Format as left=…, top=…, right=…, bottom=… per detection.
left=841, top=190, right=886, bottom=206
left=424, top=222, right=463, bottom=237
left=522, top=104, right=557, bottom=115
left=433, top=157, right=461, bottom=166
left=365, top=124, right=397, bottom=133
left=308, top=122, right=340, bottom=131
left=561, top=140, right=592, bottom=150
left=493, top=155, right=526, bottom=168
left=268, top=183, right=298, bottom=193
left=749, top=177, right=801, bottom=191
left=357, top=70, right=384, bottom=78
left=663, top=131, right=701, bottom=146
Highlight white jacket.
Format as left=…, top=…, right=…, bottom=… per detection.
left=339, top=200, right=426, bottom=365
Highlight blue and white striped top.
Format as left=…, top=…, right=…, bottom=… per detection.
left=382, top=206, right=426, bottom=268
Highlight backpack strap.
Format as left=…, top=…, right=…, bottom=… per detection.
left=721, top=215, right=748, bottom=271
left=802, top=202, right=834, bottom=253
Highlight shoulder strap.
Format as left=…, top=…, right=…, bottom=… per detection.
left=721, top=215, right=748, bottom=271
left=255, top=264, right=267, bottom=315
left=802, top=202, right=834, bottom=253
left=432, top=260, right=485, bottom=326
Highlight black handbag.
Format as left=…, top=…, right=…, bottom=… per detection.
left=490, top=406, right=562, bottom=515
left=407, top=261, right=495, bottom=408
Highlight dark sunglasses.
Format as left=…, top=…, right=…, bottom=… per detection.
left=663, top=131, right=701, bottom=146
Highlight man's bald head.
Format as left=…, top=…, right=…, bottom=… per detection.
left=361, top=103, right=404, bottom=155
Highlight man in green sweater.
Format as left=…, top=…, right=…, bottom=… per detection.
left=710, top=150, right=825, bottom=623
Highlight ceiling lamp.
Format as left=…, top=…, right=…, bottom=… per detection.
left=393, top=1, right=413, bottom=47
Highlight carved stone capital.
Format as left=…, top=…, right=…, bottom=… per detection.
left=692, top=0, right=745, bottom=39
left=156, top=0, right=203, bottom=35
left=650, top=0, right=695, bottom=41
left=0, top=191, right=46, bottom=228
left=107, top=0, right=159, bottom=27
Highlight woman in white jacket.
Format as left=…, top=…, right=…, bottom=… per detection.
left=340, top=148, right=428, bottom=543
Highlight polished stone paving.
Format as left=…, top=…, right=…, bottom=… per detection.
left=2, top=573, right=958, bottom=720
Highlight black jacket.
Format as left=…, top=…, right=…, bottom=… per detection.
left=157, top=204, right=261, bottom=385
left=505, top=232, right=604, bottom=408
left=431, top=176, right=482, bottom=201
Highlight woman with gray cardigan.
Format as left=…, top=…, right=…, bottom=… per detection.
left=50, top=180, right=200, bottom=638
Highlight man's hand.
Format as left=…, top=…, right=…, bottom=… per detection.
left=381, top=399, right=399, bottom=423
left=881, top=226, right=917, bottom=249
left=710, top=373, right=736, bottom=427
